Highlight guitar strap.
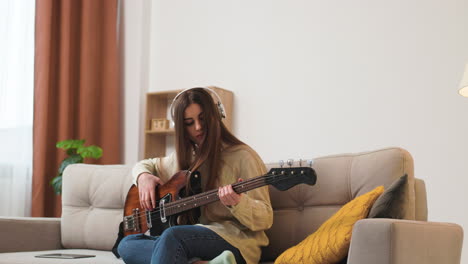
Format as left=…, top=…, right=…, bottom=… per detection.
left=111, top=221, right=124, bottom=258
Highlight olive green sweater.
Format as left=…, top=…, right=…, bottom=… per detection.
left=132, top=144, right=273, bottom=264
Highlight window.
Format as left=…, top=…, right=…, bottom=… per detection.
left=0, top=0, right=35, bottom=216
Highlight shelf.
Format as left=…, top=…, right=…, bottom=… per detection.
left=143, top=87, right=233, bottom=159
left=145, top=129, right=175, bottom=134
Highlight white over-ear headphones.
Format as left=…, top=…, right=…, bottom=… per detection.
left=170, top=87, right=226, bottom=123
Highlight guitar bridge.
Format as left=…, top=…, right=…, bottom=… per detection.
left=123, top=208, right=141, bottom=232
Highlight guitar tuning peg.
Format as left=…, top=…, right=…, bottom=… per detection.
left=279, top=160, right=284, bottom=168
left=287, top=159, right=294, bottom=167
left=307, top=159, right=314, bottom=167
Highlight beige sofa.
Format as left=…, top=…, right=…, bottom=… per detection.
left=0, top=147, right=463, bottom=264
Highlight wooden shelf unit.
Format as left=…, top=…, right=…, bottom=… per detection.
left=144, top=87, right=233, bottom=158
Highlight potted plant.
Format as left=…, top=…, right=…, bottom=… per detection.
left=50, top=139, right=103, bottom=195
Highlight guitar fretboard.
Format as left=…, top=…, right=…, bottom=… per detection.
left=160, top=175, right=268, bottom=216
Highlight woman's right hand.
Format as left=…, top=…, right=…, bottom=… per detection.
left=137, top=172, right=165, bottom=210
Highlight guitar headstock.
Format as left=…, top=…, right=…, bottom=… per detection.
left=266, top=166, right=317, bottom=191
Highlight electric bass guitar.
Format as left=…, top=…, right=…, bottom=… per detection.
left=122, top=166, right=317, bottom=237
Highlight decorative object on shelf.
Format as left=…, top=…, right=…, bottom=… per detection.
left=151, top=118, right=170, bottom=131
left=50, top=139, right=103, bottom=195
left=459, top=63, right=468, bottom=97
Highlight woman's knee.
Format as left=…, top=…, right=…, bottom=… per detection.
left=161, top=225, right=192, bottom=239
left=117, top=234, right=146, bottom=261
left=159, top=226, right=183, bottom=243
left=157, top=225, right=199, bottom=251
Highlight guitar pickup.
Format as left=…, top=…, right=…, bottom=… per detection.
left=145, top=210, right=153, bottom=228
left=123, top=208, right=141, bottom=232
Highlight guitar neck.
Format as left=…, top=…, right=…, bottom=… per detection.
left=163, top=175, right=268, bottom=216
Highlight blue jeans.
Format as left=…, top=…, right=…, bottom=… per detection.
left=118, top=225, right=246, bottom=264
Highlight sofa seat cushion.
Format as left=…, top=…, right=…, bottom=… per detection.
left=0, top=249, right=123, bottom=264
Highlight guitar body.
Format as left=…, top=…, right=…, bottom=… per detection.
left=123, top=170, right=201, bottom=237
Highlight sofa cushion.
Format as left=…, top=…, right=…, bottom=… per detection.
left=345, top=148, right=415, bottom=220
left=274, top=186, right=384, bottom=264
left=61, top=164, right=133, bottom=250
left=368, top=174, right=408, bottom=219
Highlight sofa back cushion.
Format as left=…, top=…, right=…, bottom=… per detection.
left=261, top=147, right=417, bottom=261
left=61, top=164, right=133, bottom=250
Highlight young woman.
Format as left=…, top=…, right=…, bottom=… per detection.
left=118, top=87, right=273, bottom=264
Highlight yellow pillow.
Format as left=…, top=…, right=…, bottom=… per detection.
left=274, top=186, right=384, bottom=264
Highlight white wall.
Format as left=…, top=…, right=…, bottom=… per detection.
left=124, top=0, right=468, bottom=261
left=121, top=0, right=151, bottom=166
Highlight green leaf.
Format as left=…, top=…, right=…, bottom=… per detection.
left=57, top=154, right=83, bottom=175
left=77, top=145, right=103, bottom=159
left=56, top=139, right=85, bottom=150
left=52, top=139, right=103, bottom=195
left=50, top=176, right=62, bottom=195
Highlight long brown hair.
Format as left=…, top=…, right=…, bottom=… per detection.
left=173, top=87, right=243, bottom=190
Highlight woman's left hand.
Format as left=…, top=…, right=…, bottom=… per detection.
left=218, top=178, right=243, bottom=206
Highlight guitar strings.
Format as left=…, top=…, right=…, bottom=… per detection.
left=127, top=169, right=306, bottom=223
left=124, top=171, right=302, bottom=225
left=126, top=173, right=270, bottom=222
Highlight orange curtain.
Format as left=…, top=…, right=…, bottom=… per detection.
left=33, top=0, right=121, bottom=217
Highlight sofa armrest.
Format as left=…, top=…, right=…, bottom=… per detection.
left=0, top=217, right=62, bottom=253
left=348, top=218, right=463, bottom=264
